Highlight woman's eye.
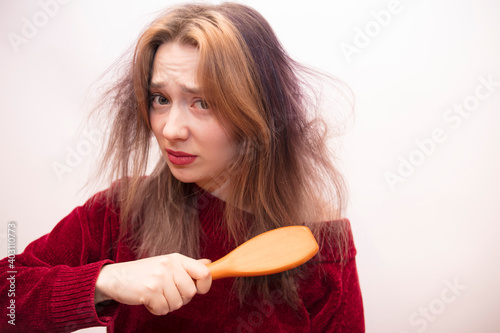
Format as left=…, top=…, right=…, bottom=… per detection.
left=150, top=94, right=170, bottom=106
left=194, top=99, right=210, bottom=110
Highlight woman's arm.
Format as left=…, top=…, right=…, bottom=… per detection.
left=301, top=258, right=365, bottom=332
left=0, top=188, right=213, bottom=332
left=299, top=220, right=365, bottom=332
left=0, top=190, right=120, bottom=332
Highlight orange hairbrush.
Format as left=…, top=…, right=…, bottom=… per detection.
left=207, top=226, right=319, bottom=280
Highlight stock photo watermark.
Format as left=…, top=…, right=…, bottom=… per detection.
left=231, top=289, right=285, bottom=333
left=51, top=127, right=105, bottom=182
left=385, top=74, right=498, bottom=191
left=400, top=277, right=466, bottom=333
left=340, top=0, right=403, bottom=64
left=5, top=222, right=18, bottom=326
left=7, top=0, right=71, bottom=53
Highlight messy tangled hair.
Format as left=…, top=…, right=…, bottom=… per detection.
left=93, top=2, right=353, bottom=306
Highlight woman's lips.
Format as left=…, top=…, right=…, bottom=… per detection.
left=165, top=149, right=197, bottom=166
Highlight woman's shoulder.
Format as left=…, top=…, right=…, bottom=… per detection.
left=306, top=218, right=357, bottom=264
left=79, top=180, right=124, bottom=218
left=83, top=176, right=148, bottom=209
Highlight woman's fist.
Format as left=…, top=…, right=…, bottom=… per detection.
left=95, top=253, right=212, bottom=315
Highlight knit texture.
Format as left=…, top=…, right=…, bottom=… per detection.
left=0, top=187, right=364, bottom=332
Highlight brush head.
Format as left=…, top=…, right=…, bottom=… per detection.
left=207, top=226, right=319, bottom=280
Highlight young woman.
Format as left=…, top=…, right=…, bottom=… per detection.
left=0, top=3, right=364, bottom=332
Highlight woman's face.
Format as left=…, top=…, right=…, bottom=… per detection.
left=149, top=42, right=237, bottom=195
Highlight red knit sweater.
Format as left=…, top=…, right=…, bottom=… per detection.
left=0, top=187, right=364, bottom=332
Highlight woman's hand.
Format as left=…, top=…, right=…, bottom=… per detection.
left=94, top=253, right=212, bottom=315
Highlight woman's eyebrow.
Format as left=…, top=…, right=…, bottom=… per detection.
left=180, top=84, right=201, bottom=94
left=149, top=81, right=164, bottom=90
left=149, top=81, right=200, bottom=95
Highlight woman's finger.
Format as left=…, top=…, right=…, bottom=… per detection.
left=170, top=264, right=198, bottom=305
left=143, top=287, right=171, bottom=316
left=182, top=259, right=212, bottom=295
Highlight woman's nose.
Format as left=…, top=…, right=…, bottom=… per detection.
left=162, top=103, right=189, bottom=141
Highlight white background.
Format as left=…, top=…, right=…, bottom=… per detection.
left=1, top=0, right=499, bottom=332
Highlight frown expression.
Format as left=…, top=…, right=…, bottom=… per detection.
left=149, top=42, right=237, bottom=194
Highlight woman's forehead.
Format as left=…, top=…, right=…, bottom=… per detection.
left=150, top=42, right=201, bottom=90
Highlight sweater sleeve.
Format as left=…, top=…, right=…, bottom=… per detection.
left=0, top=189, right=121, bottom=332
left=299, top=222, right=365, bottom=332
left=301, top=258, right=365, bottom=332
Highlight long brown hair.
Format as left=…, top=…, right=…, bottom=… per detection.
left=91, top=2, right=353, bottom=307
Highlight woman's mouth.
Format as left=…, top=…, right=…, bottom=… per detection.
left=165, top=149, right=197, bottom=166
